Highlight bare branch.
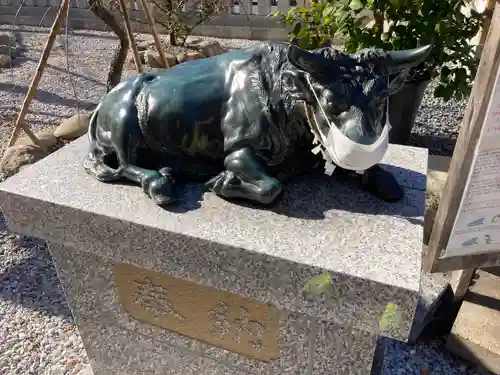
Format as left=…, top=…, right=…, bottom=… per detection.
left=88, top=0, right=129, bottom=91
left=141, top=0, right=231, bottom=45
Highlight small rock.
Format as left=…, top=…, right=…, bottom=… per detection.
left=164, top=53, right=177, bottom=67
left=0, top=145, right=48, bottom=178
left=129, top=50, right=146, bottom=65
left=0, top=31, right=15, bottom=45
left=185, top=51, right=205, bottom=61
left=136, top=42, right=150, bottom=51
left=0, top=30, right=17, bottom=57
left=185, top=36, right=203, bottom=45
left=15, top=131, right=58, bottom=150
left=176, top=52, right=187, bottom=64
left=53, top=114, right=90, bottom=140
left=0, top=54, right=12, bottom=69
left=50, top=364, right=65, bottom=374
left=52, top=345, right=63, bottom=358
left=146, top=50, right=166, bottom=69
left=196, top=40, right=224, bottom=57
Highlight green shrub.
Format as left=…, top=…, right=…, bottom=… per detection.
left=272, top=0, right=486, bottom=101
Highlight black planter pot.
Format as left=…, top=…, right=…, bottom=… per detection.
left=388, top=79, right=430, bottom=145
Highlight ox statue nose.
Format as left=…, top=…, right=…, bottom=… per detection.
left=335, top=106, right=377, bottom=145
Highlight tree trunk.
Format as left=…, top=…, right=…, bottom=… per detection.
left=88, top=0, right=130, bottom=92
left=166, top=0, right=177, bottom=46
left=170, top=31, right=177, bottom=46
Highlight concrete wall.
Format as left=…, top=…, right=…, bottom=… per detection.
left=0, top=0, right=292, bottom=41
left=0, top=0, right=484, bottom=43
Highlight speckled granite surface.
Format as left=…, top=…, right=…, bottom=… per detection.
left=0, top=136, right=428, bottom=374
left=407, top=268, right=450, bottom=343
left=49, top=242, right=379, bottom=375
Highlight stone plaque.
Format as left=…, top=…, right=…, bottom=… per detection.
left=113, top=263, right=280, bottom=361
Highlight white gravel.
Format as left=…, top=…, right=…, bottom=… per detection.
left=0, top=226, right=90, bottom=375
left=410, top=81, right=468, bottom=157
left=0, top=25, right=487, bottom=375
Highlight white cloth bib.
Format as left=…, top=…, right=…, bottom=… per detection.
left=306, top=74, right=391, bottom=175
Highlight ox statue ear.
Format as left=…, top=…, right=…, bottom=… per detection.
left=386, top=45, right=433, bottom=94
left=287, top=44, right=329, bottom=77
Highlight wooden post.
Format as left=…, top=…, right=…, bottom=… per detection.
left=424, top=2, right=500, bottom=273
left=117, top=0, right=143, bottom=73
left=6, top=0, right=70, bottom=150
left=480, top=0, right=496, bottom=45
left=475, top=0, right=497, bottom=58
left=450, top=268, right=476, bottom=301
left=138, top=0, right=169, bottom=68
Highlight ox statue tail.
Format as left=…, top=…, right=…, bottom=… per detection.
left=83, top=102, right=125, bottom=182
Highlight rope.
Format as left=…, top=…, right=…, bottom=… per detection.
left=39, top=0, right=61, bottom=26
left=3, top=0, right=82, bottom=151
left=5, top=0, right=70, bottom=149
left=7, top=0, right=27, bottom=91
left=63, top=3, right=82, bottom=120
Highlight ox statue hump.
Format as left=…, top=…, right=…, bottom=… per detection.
left=83, top=41, right=431, bottom=206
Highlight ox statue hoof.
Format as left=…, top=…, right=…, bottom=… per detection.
left=258, top=178, right=284, bottom=204
left=360, top=165, right=404, bottom=202
left=144, top=168, right=177, bottom=206
left=206, top=170, right=283, bottom=206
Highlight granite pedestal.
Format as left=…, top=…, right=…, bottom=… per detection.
left=0, top=136, right=427, bottom=375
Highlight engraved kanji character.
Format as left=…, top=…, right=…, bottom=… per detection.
left=131, top=278, right=185, bottom=320
left=234, top=307, right=265, bottom=351
left=207, top=301, right=231, bottom=339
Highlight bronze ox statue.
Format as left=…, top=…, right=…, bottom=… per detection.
left=84, top=42, right=431, bottom=206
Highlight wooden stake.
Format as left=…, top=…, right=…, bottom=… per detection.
left=139, top=0, right=169, bottom=68
left=450, top=268, right=476, bottom=301
left=480, top=0, right=497, bottom=45
left=7, top=0, right=70, bottom=150
left=117, top=0, right=143, bottom=73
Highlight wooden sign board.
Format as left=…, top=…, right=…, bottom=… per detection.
left=444, top=64, right=500, bottom=257
left=425, top=1, right=500, bottom=273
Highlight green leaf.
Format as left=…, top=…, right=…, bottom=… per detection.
left=303, top=273, right=333, bottom=295
left=434, top=84, right=451, bottom=101
left=455, top=67, right=468, bottom=82
left=323, top=4, right=336, bottom=18
left=292, top=21, right=303, bottom=36
left=440, top=65, right=451, bottom=80
left=349, top=0, right=363, bottom=11
left=353, top=15, right=368, bottom=27
left=335, top=7, right=348, bottom=18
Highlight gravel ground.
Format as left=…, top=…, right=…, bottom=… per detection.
left=409, top=82, right=467, bottom=157
left=381, top=337, right=493, bottom=375
left=0, top=26, right=485, bottom=375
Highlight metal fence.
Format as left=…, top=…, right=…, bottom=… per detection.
left=0, top=0, right=308, bottom=40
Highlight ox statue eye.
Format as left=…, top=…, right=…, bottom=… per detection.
left=379, top=89, right=390, bottom=98
left=321, top=89, right=349, bottom=115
